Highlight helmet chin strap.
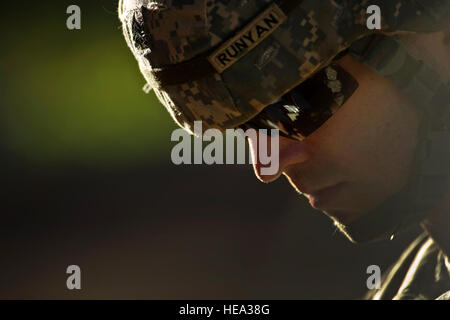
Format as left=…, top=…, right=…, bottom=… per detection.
left=338, top=35, right=450, bottom=244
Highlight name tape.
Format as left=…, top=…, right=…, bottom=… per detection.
left=208, top=4, right=287, bottom=73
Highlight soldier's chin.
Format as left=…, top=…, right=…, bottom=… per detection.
left=315, top=211, right=362, bottom=243
left=320, top=209, right=362, bottom=226
left=325, top=208, right=402, bottom=244
left=322, top=210, right=384, bottom=244
left=331, top=218, right=359, bottom=243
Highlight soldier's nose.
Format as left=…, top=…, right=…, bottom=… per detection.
left=247, top=133, right=310, bottom=183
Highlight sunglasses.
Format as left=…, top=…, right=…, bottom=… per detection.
left=240, top=62, right=359, bottom=140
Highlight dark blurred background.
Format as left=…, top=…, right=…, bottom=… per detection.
left=0, top=0, right=421, bottom=299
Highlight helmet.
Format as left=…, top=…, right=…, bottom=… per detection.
left=119, top=0, right=449, bottom=134
left=119, top=0, right=450, bottom=243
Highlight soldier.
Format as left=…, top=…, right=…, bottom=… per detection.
left=119, top=0, right=450, bottom=299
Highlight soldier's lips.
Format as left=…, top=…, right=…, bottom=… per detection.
left=305, top=181, right=347, bottom=210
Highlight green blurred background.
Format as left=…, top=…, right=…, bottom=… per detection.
left=0, top=0, right=421, bottom=299
left=0, top=1, right=175, bottom=170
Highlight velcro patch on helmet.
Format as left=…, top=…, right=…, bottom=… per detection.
left=208, top=3, right=287, bottom=73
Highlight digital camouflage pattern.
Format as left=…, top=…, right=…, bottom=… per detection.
left=119, top=0, right=450, bottom=134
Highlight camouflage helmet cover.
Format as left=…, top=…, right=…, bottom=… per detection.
left=119, top=0, right=450, bottom=134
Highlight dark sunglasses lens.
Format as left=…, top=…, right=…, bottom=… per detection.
left=243, top=63, right=359, bottom=140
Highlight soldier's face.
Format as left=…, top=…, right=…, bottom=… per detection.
left=248, top=54, right=423, bottom=225
left=249, top=27, right=450, bottom=224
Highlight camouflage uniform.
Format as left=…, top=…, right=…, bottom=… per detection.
left=119, top=0, right=449, bottom=134
left=119, top=0, right=450, bottom=299
left=367, top=233, right=450, bottom=300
